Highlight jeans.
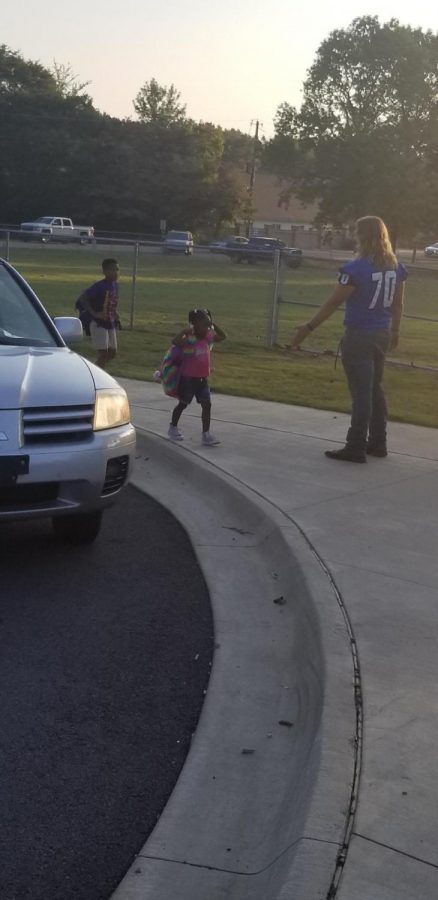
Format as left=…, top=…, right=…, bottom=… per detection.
left=341, top=328, right=390, bottom=453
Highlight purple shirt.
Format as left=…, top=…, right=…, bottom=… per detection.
left=84, top=278, right=119, bottom=329
left=339, top=258, right=407, bottom=331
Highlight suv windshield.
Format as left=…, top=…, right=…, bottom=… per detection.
left=167, top=232, right=191, bottom=240
left=0, top=265, right=58, bottom=347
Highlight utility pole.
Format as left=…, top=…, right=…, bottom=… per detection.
left=245, top=119, right=260, bottom=238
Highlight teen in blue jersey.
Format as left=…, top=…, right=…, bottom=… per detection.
left=291, top=216, right=407, bottom=462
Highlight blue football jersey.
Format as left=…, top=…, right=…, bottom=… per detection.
left=338, top=258, right=408, bottom=330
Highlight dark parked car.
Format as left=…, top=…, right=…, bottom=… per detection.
left=226, top=237, right=302, bottom=268
left=209, top=236, right=249, bottom=254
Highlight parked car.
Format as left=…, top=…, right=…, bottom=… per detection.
left=425, top=242, right=438, bottom=257
left=0, top=258, right=136, bottom=543
left=209, top=236, right=249, bottom=254
left=163, top=230, right=194, bottom=255
left=20, top=216, right=95, bottom=244
left=226, top=237, right=303, bottom=268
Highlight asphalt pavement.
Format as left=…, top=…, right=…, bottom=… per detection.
left=0, top=486, right=213, bottom=900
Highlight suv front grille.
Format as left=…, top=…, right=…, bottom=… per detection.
left=22, top=405, right=94, bottom=445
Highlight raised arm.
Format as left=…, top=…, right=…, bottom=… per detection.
left=212, top=322, right=226, bottom=342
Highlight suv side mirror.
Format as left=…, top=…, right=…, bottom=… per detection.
left=54, top=316, right=83, bottom=344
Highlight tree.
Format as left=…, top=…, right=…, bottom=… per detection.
left=51, top=61, right=92, bottom=99
left=0, top=47, right=102, bottom=224
left=265, top=17, right=438, bottom=242
left=299, top=16, right=438, bottom=140
left=273, top=102, right=298, bottom=138
left=0, top=44, right=57, bottom=99
left=133, top=78, right=186, bottom=126
left=131, top=120, right=244, bottom=232
left=221, top=128, right=254, bottom=168
left=0, top=48, right=246, bottom=234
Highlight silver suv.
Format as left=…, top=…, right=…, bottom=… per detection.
left=0, top=259, right=136, bottom=543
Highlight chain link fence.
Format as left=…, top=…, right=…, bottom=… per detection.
left=1, top=229, right=438, bottom=374
left=0, top=230, right=278, bottom=350
left=266, top=248, right=438, bottom=373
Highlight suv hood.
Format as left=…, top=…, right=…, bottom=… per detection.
left=0, top=347, right=96, bottom=410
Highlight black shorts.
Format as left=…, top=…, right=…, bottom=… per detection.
left=178, top=376, right=210, bottom=405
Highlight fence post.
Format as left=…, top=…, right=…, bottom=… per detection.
left=267, top=249, right=281, bottom=347
left=129, top=242, right=139, bottom=331
left=5, top=231, right=10, bottom=262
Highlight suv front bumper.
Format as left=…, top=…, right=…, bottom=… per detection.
left=0, top=423, right=136, bottom=520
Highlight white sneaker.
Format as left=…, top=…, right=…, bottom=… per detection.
left=168, top=425, right=184, bottom=441
left=202, top=431, right=221, bottom=446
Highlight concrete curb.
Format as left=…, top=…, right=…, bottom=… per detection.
left=111, top=430, right=357, bottom=899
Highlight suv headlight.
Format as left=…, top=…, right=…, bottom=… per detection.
left=93, top=388, right=131, bottom=431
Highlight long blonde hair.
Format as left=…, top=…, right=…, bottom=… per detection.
left=355, top=216, right=397, bottom=269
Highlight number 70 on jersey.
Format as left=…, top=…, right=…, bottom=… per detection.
left=369, top=271, right=397, bottom=309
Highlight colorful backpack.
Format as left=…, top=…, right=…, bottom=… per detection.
left=154, top=344, right=183, bottom=397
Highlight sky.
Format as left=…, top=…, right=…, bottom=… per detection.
left=4, top=0, right=438, bottom=136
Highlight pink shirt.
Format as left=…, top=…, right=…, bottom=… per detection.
left=180, top=331, right=216, bottom=378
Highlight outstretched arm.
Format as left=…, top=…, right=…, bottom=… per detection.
left=290, top=283, right=355, bottom=348
left=389, top=283, right=404, bottom=350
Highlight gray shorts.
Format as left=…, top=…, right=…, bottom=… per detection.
left=89, top=321, right=117, bottom=351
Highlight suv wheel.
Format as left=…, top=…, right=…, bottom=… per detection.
left=53, top=511, right=103, bottom=545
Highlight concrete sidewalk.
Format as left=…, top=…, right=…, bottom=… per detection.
left=122, top=380, right=438, bottom=899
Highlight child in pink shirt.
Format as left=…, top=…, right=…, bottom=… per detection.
left=168, top=308, right=226, bottom=445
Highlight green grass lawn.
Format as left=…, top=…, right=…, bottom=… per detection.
left=7, top=243, right=438, bottom=428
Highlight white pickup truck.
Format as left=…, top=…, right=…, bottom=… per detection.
left=20, top=216, right=95, bottom=244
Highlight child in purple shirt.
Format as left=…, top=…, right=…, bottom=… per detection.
left=76, top=258, right=121, bottom=370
